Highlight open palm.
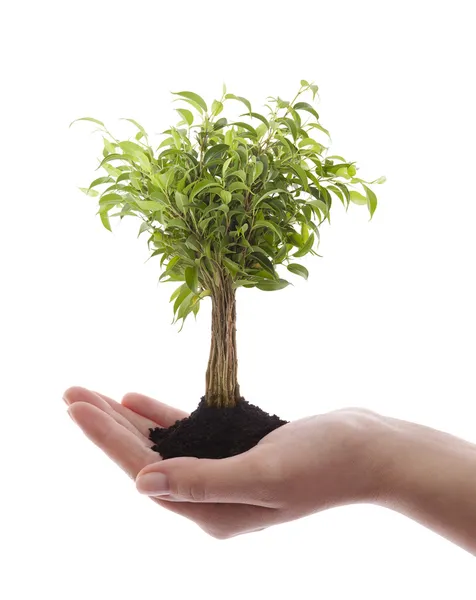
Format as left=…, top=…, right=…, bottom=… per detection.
left=64, top=387, right=280, bottom=538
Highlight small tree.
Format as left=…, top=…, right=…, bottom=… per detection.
left=71, top=80, right=384, bottom=410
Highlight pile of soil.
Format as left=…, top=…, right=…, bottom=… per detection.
left=149, top=397, right=288, bottom=459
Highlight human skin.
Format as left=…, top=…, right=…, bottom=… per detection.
left=63, top=387, right=476, bottom=554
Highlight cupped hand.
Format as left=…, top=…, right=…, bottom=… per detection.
left=64, top=388, right=387, bottom=539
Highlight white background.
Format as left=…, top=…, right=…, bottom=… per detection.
left=1, top=0, right=475, bottom=597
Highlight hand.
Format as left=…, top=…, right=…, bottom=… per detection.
left=63, top=387, right=386, bottom=539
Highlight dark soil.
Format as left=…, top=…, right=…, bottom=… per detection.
left=149, top=397, right=288, bottom=459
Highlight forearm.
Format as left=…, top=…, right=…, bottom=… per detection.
left=376, top=416, right=476, bottom=555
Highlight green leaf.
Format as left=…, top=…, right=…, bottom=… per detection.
left=102, top=137, right=117, bottom=156
left=254, top=269, right=275, bottom=281
left=276, top=97, right=290, bottom=109
left=99, top=192, right=123, bottom=205
left=335, top=182, right=351, bottom=206
left=211, top=100, right=224, bottom=116
left=220, top=190, right=232, bottom=204
left=165, top=255, right=181, bottom=271
left=79, top=187, right=99, bottom=197
left=233, top=279, right=256, bottom=289
left=231, top=169, right=246, bottom=182
left=176, top=108, right=194, bottom=126
left=293, top=233, right=315, bottom=257
left=349, top=191, right=367, bottom=205
left=87, top=176, right=114, bottom=191
left=225, top=94, right=252, bottom=113
left=117, top=141, right=149, bottom=162
left=119, top=118, right=148, bottom=139
left=69, top=116, right=105, bottom=129
left=325, top=185, right=346, bottom=209
left=116, top=172, right=132, bottom=183
left=150, top=191, right=168, bottom=203
left=176, top=294, right=196, bottom=328
left=246, top=112, right=269, bottom=127
left=188, top=180, right=220, bottom=202
left=223, top=257, right=242, bottom=276
left=362, top=183, right=378, bottom=218
left=277, top=117, right=297, bottom=140
left=250, top=245, right=268, bottom=257
left=214, top=118, right=228, bottom=130
left=185, top=265, right=199, bottom=294
left=308, top=122, right=331, bottom=139
left=158, top=136, right=175, bottom=149
left=309, top=199, right=329, bottom=220
left=97, top=153, right=133, bottom=171
left=159, top=255, right=182, bottom=281
left=135, top=200, right=164, bottom=211
left=287, top=263, right=309, bottom=280
left=185, top=235, right=201, bottom=252
left=204, top=143, right=229, bottom=165
left=253, top=161, right=264, bottom=181
left=175, top=191, right=188, bottom=213
left=256, top=123, right=267, bottom=138
left=138, top=221, right=150, bottom=237
left=256, top=279, right=290, bottom=291
left=173, top=284, right=192, bottom=315
left=198, top=216, right=215, bottom=232
left=298, top=137, right=323, bottom=152
left=252, top=188, right=289, bottom=208
left=172, top=91, right=208, bottom=113
left=251, top=220, right=283, bottom=240
left=289, top=165, right=309, bottom=191
left=100, top=211, right=112, bottom=231
left=294, top=102, right=319, bottom=121
left=166, top=218, right=189, bottom=230
left=274, top=244, right=288, bottom=263
left=170, top=282, right=186, bottom=302
left=252, top=253, right=275, bottom=274
left=335, top=166, right=350, bottom=179
left=228, top=181, right=249, bottom=193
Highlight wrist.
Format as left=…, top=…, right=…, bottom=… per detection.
left=317, top=409, right=403, bottom=508
left=358, top=412, right=424, bottom=508
left=338, top=409, right=412, bottom=507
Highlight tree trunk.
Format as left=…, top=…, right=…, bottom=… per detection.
left=205, top=274, right=240, bottom=408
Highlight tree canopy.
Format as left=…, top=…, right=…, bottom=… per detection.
left=71, top=80, right=385, bottom=329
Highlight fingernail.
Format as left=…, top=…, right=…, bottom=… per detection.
left=136, top=472, right=169, bottom=496
left=63, top=395, right=70, bottom=405
left=67, top=408, right=77, bottom=423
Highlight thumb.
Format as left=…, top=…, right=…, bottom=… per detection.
left=135, top=451, right=277, bottom=507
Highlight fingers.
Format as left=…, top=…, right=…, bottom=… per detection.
left=92, top=390, right=159, bottom=437
left=68, top=402, right=158, bottom=479
left=63, top=387, right=149, bottom=443
left=121, top=392, right=189, bottom=428
left=135, top=449, right=281, bottom=508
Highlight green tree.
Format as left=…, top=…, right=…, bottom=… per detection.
left=71, top=80, right=385, bottom=409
